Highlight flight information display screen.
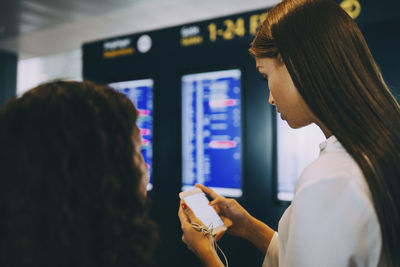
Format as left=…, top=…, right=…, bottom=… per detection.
left=109, top=79, right=154, bottom=191
left=181, top=69, right=242, bottom=197
left=276, top=116, right=325, bottom=201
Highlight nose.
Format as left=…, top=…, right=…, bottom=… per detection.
left=268, top=92, right=276, bottom=106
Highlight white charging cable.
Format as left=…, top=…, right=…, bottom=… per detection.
left=191, top=223, right=229, bottom=267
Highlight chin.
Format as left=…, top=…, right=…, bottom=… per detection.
left=286, top=119, right=311, bottom=129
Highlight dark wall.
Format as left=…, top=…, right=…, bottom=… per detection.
left=83, top=8, right=283, bottom=266
left=361, top=19, right=400, bottom=100
left=0, top=50, right=17, bottom=107
left=82, top=2, right=400, bottom=266
left=342, top=0, right=400, bottom=97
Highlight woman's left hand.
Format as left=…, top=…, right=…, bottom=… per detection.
left=178, top=200, right=224, bottom=267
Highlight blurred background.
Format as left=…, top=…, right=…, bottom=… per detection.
left=0, top=0, right=399, bottom=266
left=0, top=0, right=279, bottom=95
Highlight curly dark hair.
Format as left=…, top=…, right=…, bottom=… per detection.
left=0, top=80, right=158, bottom=267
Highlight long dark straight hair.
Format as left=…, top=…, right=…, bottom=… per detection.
left=250, top=0, right=400, bottom=265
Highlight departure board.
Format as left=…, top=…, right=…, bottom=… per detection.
left=109, top=79, right=154, bottom=191
left=181, top=69, right=242, bottom=197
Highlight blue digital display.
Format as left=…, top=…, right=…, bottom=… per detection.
left=181, top=69, right=242, bottom=197
left=109, top=79, right=154, bottom=191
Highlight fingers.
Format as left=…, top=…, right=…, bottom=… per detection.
left=195, top=184, right=219, bottom=200
left=178, top=200, right=203, bottom=227
left=181, top=202, right=203, bottom=226
left=213, top=204, right=221, bottom=214
left=214, top=229, right=226, bottom=242
left=209, top=197, right=236, bottom=218
left=209, top=196, right=228, bottom=207
left=221, top=216, right=233, bottom=228
left=214, top=216, right=233, bottom=241
left=181, top=235, right=194, bottom=252
left=178, top=201, right=190, bottom=226
left=194, top=184, right=229, bottom=215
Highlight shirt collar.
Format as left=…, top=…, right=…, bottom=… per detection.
left=319, top=135, right=345, bottom=155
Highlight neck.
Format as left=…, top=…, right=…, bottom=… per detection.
left=315, top=120, right=332, bottom=139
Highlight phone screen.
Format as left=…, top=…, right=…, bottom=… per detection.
left=182, top=192, right=225, bottom=229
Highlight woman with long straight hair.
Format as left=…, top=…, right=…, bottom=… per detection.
left=178, top=0, right=400, bottom=266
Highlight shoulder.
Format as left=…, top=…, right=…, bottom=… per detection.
left=295, top=147, right=371, bottom=203
left=283, top=173, right=381, bottom=267
left=292, top=146, right=379, bottom=228
left=290, top=147, right=379, bottom=239
left=278, top=140, right=381, bottom=266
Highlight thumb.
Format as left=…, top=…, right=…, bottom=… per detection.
left=209, top=197, right=229, bottom=215
left=181, top=201, right=202, bottom=225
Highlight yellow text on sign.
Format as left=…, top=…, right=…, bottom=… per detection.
left=103, top=47, right=134, bottom=59
left=340, top=0, right=361, bottom=19
left=181, top=36, right=204, bottom=46
left=249, top=13, right=268, bottom=36
left=208, top=17, right=245, bottom=42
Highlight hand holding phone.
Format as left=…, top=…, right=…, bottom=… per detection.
left=179, top=187, right=227, bottom=235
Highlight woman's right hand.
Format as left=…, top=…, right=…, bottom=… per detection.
left=195, top=184, right=252, bottom=239
left=196, top=184, right=275, bottom=254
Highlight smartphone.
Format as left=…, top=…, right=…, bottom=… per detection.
left=179, top=187, right=227, bottom=235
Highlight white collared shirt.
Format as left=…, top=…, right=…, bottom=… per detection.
left=263, top=136, right=381, bottom=267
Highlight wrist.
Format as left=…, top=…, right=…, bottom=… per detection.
left=246, top=217, right=275, bottom=253
left=197, top=246, right=224, bottom=267
left=241, top=214, right=257, bottom=240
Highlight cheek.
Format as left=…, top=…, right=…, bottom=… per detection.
left=134, top=152, right=146, bottom=173
left=133, top=150, right=145, bottom=174
left=269, top=77, right=297, bottom=106
left=268, top=79, right=281, bottom=103
left=134, top=152, right=148, bottom=196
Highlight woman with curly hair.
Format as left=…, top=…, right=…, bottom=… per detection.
left=0, top=80, right=157, bottom=267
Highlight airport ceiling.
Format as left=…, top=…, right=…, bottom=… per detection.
left=0, top=0, right=279, bottom=59
left=0, top=0, right=138, bottom=40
